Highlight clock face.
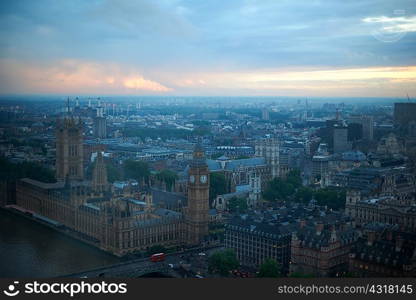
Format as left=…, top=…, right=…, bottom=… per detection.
left=190, top=175, right=195, bottom=183
left=200, top=175, right=207, bottom=183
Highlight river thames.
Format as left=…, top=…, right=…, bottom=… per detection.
left=0, top=209, right=122, bottom=277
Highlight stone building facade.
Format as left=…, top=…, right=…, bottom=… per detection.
left=349, top=230, right=416, bottom=277
left=345, top=190, right=416, bottom=231
left=290, top=222, right=358, bottom=277
left=224, top=215, right=292, bottom=274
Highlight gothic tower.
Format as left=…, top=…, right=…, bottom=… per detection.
left=91, top=151, right=108, bottom=195
left=55, top=117, right=84, bottom=181
left=186, top=144, right=210, bottom=245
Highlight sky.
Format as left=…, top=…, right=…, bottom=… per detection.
left=0, top=0, right=415, bottom=97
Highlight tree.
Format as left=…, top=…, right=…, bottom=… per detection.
left=289, top=272, right=314, bottom=278
left=263, top=178, right=295, bottom=202
left=155, top=169, right=178, bottom=191
left=313, top=188, right=346, bottom=210
left=227, top=196, right=248, bottom=213
left=123, top=160, right=150, bottom=184
left=257, top=259, right=281, bottom=278
left=0, top=157, right=55, bottom=183
left=208, top=249, right=239, bottom=276
left=286, top=170, right=302, bottom=188
left=209, top=172, right=227, bottom=200
left=106, top=163, right=122, bottom=183
left=294, top=187, right=313, bottom=203
left=263, top=170, right=309, bottom=203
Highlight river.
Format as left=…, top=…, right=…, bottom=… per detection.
left=0, top=209, right=122, bottom=277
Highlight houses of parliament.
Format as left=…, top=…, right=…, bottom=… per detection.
left=15, top=115, right=210, bottom=256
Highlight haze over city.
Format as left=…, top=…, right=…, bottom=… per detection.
left=0, top=0, right=415, bottom=97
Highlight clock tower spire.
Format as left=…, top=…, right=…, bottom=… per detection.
left=186, top=143, right=210, bottom=245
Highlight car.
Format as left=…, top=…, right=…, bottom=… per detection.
left=198, top=252, right=206, bottom=256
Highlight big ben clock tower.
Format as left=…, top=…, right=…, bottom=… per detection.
left=186, top=143, right=210, bottom=245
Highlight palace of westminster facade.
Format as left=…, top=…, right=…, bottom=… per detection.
left=16, top=116, right=210, bottom=256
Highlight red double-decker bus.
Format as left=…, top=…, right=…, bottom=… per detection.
left=150, top=253, right=166, bottom=262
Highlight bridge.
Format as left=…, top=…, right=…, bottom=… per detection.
left=65, top=259, right=179, bottom=278
left=64, top=246, right=222, bottom=278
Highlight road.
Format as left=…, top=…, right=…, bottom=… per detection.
left=64, top=245, right=223, bottom=278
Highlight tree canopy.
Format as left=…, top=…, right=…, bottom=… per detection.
left=123, top=160, right=150, bottom=184
left=227, top=196, right=248, bottom=213
left=0, top=157, right=55, bottom=182
left=313, top=188, right=346, bottom=210
left=262, top=170, right=346, bottom=210
left=208, top=249, right=239, bottom=276
left=155, top=169, right=178, bottom=191
left=263, top=177, right=296, bottom=201
left=209, top=172, right=228, bottom=200
left=257, top=259, right=281, bottom=278
left=106, top=163, right=122, bottom=183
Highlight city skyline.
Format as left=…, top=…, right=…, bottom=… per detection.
left=0, top=0, right=415, bottom=97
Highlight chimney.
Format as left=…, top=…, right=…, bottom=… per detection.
left=395, top=235, right=404, bottom=252
left=367, top=230, right=376, bottom=246
left=316, top=222, right=324, bottom=235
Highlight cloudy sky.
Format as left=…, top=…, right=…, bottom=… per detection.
left=0, top=0, right=415, bottom=97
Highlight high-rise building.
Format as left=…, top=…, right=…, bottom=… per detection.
left=348, top=115, right=374, bottom=140
left=186, top=144, right=210, bottom=245
left=333, top=124, right=351, bottom=153
left=55, top=117, right=84, bottom=181
left=255, top=137, right=279, bottom=178
left=93, top=106, right=107, bottom=139
left=394, top=103, right=416, bottom=136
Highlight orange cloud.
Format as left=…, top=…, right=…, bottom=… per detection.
left=1, top=58, right=415, bottom=97
left=0, top=59, right=172, bottom=94
left=123, top=76, right=171, bottom=92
